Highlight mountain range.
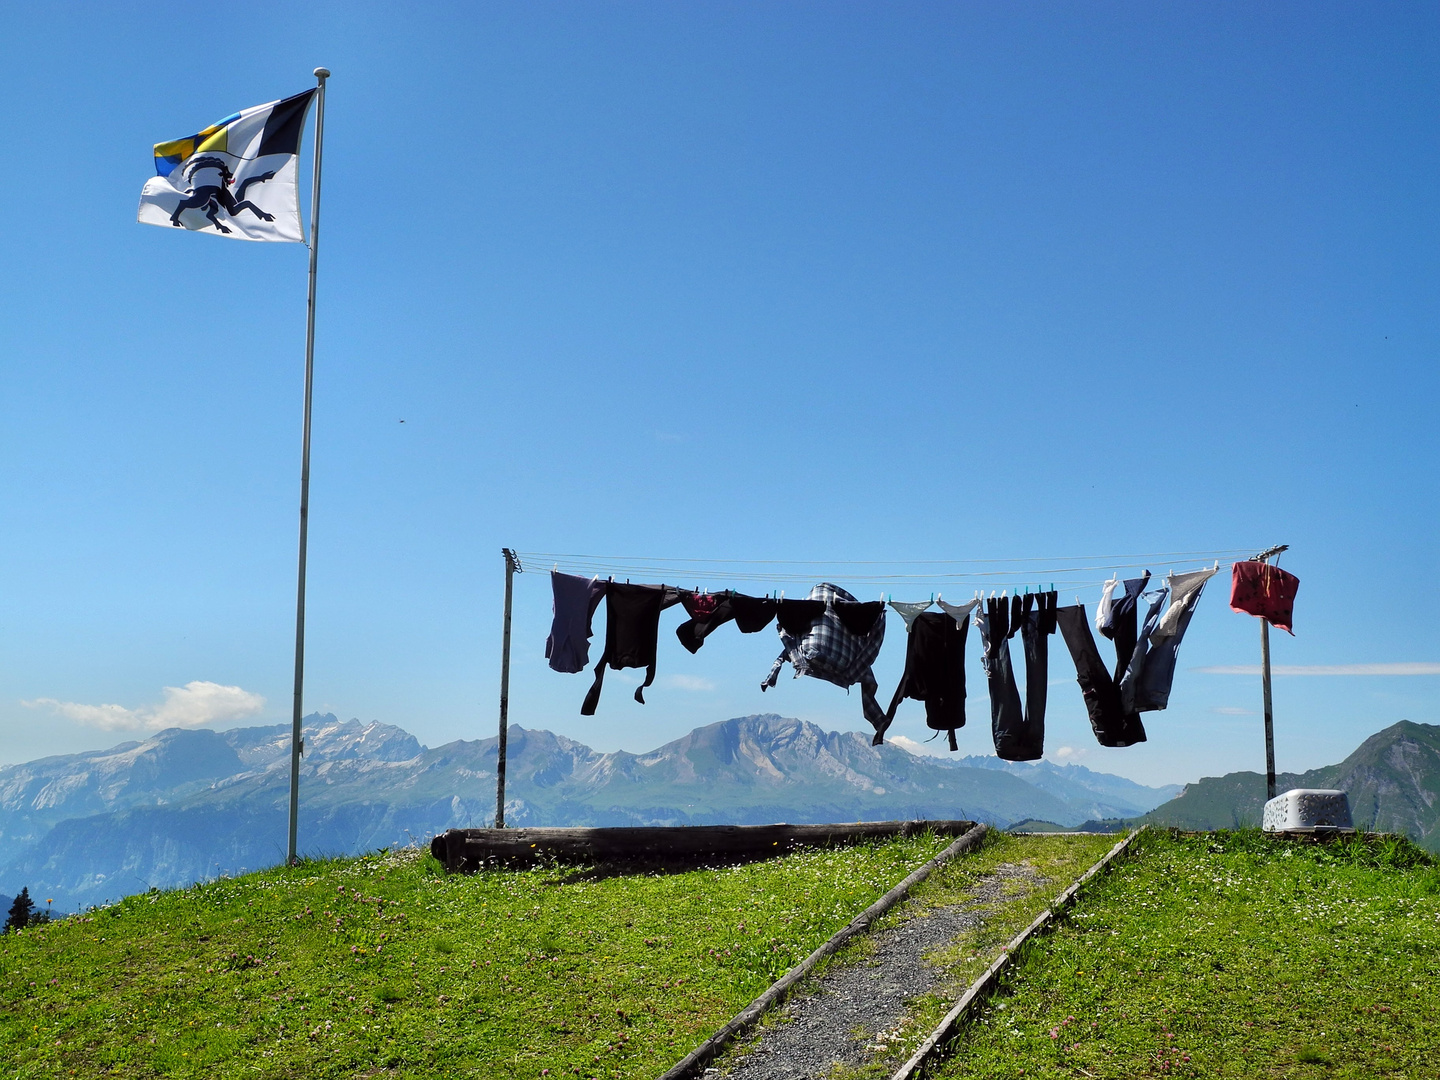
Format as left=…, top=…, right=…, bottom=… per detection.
left=0, top=713, right=1176, bottom=911
left=6, top=714, right=1433, bottom=913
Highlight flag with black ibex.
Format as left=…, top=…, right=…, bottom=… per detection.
left=137, top=90, right=316, bottom=242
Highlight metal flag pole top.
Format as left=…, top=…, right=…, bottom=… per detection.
left=1250, top=543, right=1289, bottom=802
left=287, top=67, right=330, bottom=867
left=496, top=549, right=522, bottom=828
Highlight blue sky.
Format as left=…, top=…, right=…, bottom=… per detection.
left=2, top=2, right=1436, bottom=788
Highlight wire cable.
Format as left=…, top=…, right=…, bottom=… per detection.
left=512, top=548, right=1248, bottom=594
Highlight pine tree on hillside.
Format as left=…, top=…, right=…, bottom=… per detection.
left=5, top=887, right=35, bottom=933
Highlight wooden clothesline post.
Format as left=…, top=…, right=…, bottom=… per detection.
left=1250, top=543, right=1289, bottom=801
left=496, top=548, right=522, bottom=828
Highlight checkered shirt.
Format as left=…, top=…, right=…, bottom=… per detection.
left=761, top=583, right=889, bottom=737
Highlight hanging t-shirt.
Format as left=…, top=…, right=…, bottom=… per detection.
left=885, top=610, right=968, bottom=751
left=580, top=583, right=680, bottom=715
left=545, top=571, right=607, bottom=674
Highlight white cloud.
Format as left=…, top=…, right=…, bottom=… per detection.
left=660, top=674, right=717, bottom=692
left=1050, top=745, right=1083, bottom=760
left=889, top=734, right=951, bottom=758
left=1196, top=663, right=1440, bottom=676
left=23, top=681, right=266, bottom=732
left=1211, top=706, right=1254, bottom=716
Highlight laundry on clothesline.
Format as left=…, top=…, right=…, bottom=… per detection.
left=1130, top=566, right=1218, bottom=711
left=580, top=582, right=682, bottom=715
left=535, top=551, right=1234, bottom=752
left=937, top=598, right=978, bottom=627
left=834, top=600, right=886, bottom=637
left=775, top=598, right=828, bottom=636
left=888, top=599, right=933, bottom=633
left=885, top=607, right=971, bottom=751
left=1119, top=587, right=1169, bottom=714
left=974, top=592, right=1056, bottom=761
left=1056, top=604, right=1148, bottom=748
left=674, top=590, right=736, bottom=654
left=1076, top=565, right=1218, bottom=721
left=730, top=593, right=779, bottom=633
left=546, top=571, right=607, bottom=674
left=762, top=582, right=888, bottom=743
left=1229, top=560, right=1299, bottom=634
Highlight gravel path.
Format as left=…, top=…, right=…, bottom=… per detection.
left=716, top=863, right=1041, bottom=1080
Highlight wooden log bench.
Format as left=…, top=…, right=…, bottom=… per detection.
left=429, top=819, right=979, bottom=874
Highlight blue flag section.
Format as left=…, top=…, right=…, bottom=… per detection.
left=138, top=89, right=316, bottom=242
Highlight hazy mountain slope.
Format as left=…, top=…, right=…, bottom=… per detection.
left=504, top=717, right=1075, bottom=827
left=0, top=729, right=245, bottom=864
left=0, top=716, right=422, bottom=863
left=950, top=756, right=1182, bottom=818
left=1141, top=721, right=1440, bottom=851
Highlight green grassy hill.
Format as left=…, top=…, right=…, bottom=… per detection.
left=929, top=829, right=1440, bottom=1080
left=1141, top=721, right=1440, bottom=850
left=0, top=834, right=959, bottom=1079
left=4, top=829, right=1437, bottom=1079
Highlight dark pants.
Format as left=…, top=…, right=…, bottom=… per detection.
left=981, top=604, right=1041, bottom=761
left=1020, top=610, right=1049, bottom=738
left=1056, top=604, right=1147, bottom=748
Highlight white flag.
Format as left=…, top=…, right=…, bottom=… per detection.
left=138, top=90, right=316, bottom=243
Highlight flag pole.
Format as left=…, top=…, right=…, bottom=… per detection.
left=287, top=67, right=330, bottom=867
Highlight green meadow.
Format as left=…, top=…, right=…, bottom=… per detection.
left=0, top=833, right=957, bottom=1079
left=928, top=830, right=1440, bottom=1079
left=5, top=829, right=1436, bottom=1080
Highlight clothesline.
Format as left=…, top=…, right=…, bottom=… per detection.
left=540, top=565, right=1232, bottom=755
left=512, top=548, right=1250, bottom=592
left=492, top=545, right=1294, bottom=823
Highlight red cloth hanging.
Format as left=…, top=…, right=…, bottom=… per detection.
left=1229, top=561, right=1299, bottom=634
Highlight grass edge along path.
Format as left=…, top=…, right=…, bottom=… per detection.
left=658, top=822, right=988, bottom=1080
left=890, top=829, right=1141, bottom=1080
